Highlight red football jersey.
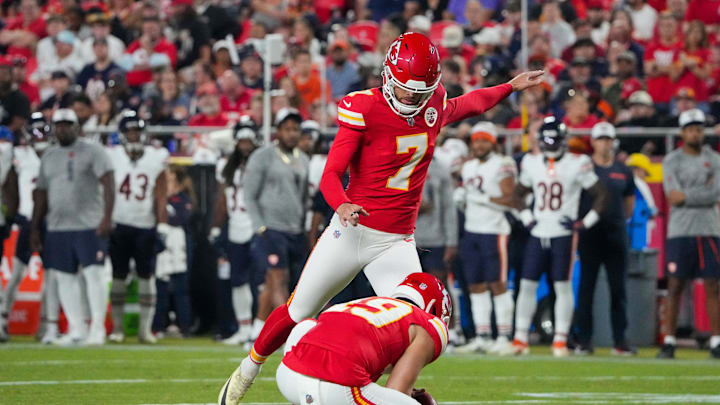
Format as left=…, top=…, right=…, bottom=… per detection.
left=321, top=83, right=513, bottom=234
left=282, top=297, right=449, bottom=387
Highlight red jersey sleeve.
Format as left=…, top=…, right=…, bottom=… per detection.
left=441, top=84, right=513, bottom=126
left=320, top=91, right=372, bottom=210
left=421, top=315, right=449, bottom=361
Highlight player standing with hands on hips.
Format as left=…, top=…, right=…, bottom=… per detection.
left=219, top=31, right=544, bottom=404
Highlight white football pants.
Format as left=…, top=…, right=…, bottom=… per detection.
left=277, top=320, right=420, bottom=405
left=286, top=214, right=421, bottom=322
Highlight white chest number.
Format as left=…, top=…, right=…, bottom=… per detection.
left=325, top=297, right=413, bottom=328
left=386, top=133, right=428, bottom=191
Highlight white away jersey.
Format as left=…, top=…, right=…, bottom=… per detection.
left=108, top=145, right=168, bottom=229
left=460, top=153, right=516, bottom=235
left=13, top=146, right=41, bottom=219
left=216, top=158, right=253, bottom=244
left=519, top=153, right=598, bottom=238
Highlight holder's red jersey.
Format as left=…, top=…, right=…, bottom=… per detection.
left=281, top=297, right=449, bottom=387
left=320, top=83, right=513, bottom=234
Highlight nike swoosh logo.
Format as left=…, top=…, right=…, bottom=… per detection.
left=343, top=100, right=351, bottom=107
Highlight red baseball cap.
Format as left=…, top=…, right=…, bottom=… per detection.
left=172, top=0, right=194, bottom=6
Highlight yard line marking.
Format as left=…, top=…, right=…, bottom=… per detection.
left=5, top=358, right=246, bottom=366
left=0, top=378, right=227, bottom=386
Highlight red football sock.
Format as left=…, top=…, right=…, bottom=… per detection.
left=249, top=305, right=297, bottom=364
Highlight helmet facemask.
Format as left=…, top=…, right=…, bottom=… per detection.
left=382, top=64, right=438, bottom=118
left=122, top=130, right=147, bottom=160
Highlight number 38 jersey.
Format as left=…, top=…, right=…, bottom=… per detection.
left=215, top=158, right=253, bottom=244
left=107, top=145, right=169, bottom=229
left=321, top=83, right=514, bottom=234
left=282, top=297, right=448, bottom=387
left=519, top=153, right=598, bottom=238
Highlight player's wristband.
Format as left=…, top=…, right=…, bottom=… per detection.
left=209, top=226, right=221, bottom=239
left=582, top=209, right=600, bottom=229
left=257, top=226, right=267, bottom=235
left=519, top=209, right=534, bottom=227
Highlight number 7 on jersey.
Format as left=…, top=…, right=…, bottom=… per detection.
left=386, top=133, right=428, bottom=191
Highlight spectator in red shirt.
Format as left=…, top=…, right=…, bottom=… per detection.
left=667, top=0, right=687, bottom=22
left=670, top=21, right=711, bottom=103
left=188, top=83, right=229, bottom=127
left=125, top=13, right=178, bottom=88
left=645, top=13, right=682, bottom=106
left=686, top=0, right=720, bottom=27
left=219, top=70, right=254, bottom=120
left=0, top=0, right=47, bottom=55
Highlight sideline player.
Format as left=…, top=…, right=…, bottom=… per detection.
left=239, top=272, right=449, bottom=405
left=454, top=122, right=516, bottom=354
left=0, top=121, right=19, bottom=342
left=31, top=108, right=114, bottom=345
left=107, top=110, right=168, bottom=344
left=658, top=109, right=720, bottom=359
left=220, top=31, right=544, bottom=403
left=511, top=117, right=607, bottom=357
left=1, top=114, right=47, bottom=343
left=210, top=118, right=261, bottom=345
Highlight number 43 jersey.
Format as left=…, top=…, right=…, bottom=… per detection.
left=519, top=152, right=598, bottom=239
left=322, top=83, right=513, bottom=234
left=107, top=145, right=169, bottom=229
left=282, top=297, right=448, bottom=387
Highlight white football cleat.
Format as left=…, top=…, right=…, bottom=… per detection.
left=108, top=332, right=125, bottom=343
left=218, top=357, right=261, bottom=405
left=221, top=325, right=252, bottom=346
left=85, top=327, right=106, bottom=346
left=552, top=342, right=570, bottom=357
left=507, top=339, right=530, bottom=356
left=488, top=336, right=513, bottom=355
left=138, top=331, right=157, bottom=344
left=448, top=327, right=466, bottom=346
left=41, top=326, right=59, bottom=345
left=455, top=336, right=492, bottom=354
left=53, top=333, right=85, bottom=346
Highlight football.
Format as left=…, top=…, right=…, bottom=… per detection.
left=412, top=388, right=438, bottom=405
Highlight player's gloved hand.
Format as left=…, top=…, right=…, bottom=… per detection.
left=157, top=223, right=171, bottom=242
left=452, top=187, right=467, bottom=211
left=412, top=388, right=438, bottom=405
left=337, top=202, right=369, bottom=227
left=208, top=226, right=221, bottom=245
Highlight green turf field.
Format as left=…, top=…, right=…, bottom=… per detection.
left=2, top=337, right=720, bottom=404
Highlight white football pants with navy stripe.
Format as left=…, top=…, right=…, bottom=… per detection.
left=276, top=320, right=420, bottom=405
left=286, top=214, right=421, bottom=322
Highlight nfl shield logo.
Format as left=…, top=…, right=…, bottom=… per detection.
left=333, top=230, right=341, bottom=239
left=305, top=394, right=314, bottom=403
left=425, top=107, right=438, bottom=127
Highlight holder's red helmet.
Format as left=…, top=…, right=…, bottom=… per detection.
left=391, top=272, right=452, bottom=326
left=382, top=32, right=442, bottom=118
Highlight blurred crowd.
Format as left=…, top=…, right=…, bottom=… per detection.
left=2, top=0, right=720, bottom=158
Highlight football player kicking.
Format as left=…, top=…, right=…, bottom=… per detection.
left=106, top=110, right=169, bottom=344
left=272, top=273, right=449, bottom=405
left=510, top=117, right=607, bottom=357
left=454, top=122, right=517, bottom=355
left=219, top=31, right=544, bottom=404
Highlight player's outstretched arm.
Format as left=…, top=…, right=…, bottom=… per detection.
left=385, top=325, right=435, bottom=396
left=442, top=71, right=544, bottom=126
